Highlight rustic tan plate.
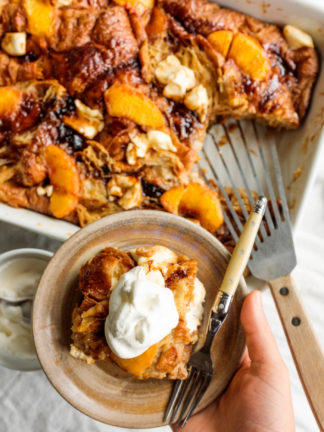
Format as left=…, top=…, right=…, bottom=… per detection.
left=33, top=210, right=247, bottom=428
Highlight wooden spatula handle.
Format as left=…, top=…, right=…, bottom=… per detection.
left=269, top=275, right=324, bottom=431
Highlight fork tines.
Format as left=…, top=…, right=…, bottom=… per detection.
left=163, top=368, right=212, bottom=427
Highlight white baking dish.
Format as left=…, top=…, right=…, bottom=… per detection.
left=216, top=0, right=324, bottom=230
left=0, top=0, right=323, bottom=241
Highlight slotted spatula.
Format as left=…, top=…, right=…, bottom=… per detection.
left=199, top=120, right=324, bottom=431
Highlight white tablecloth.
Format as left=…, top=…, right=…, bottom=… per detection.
left=0, top=150, right=323, bottom=432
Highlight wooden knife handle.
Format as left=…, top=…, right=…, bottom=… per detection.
left=269, top=275, right=324, bottom=431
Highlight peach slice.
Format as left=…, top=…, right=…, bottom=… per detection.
left=45, top=145, right=79, bottom=193
left=228, top=32, right=270, bottom=81
left=111, top=344, right=158, bottom=377
left=49, top=191, right=78, bottom=219
left=160, top=185, right=186, bottom=214
left=23, top=0, right=55, bottom=37
left=207, top=30, right=234, bottom=58
left=146, top=7, right=168, bottom=37
left=113, top=0, right=154, bottom=12
left=104, top=83, right=164, bottom=128
left=161, top=182, right=224, bottom=232
left=0, top=87, right=21, bottom=120
left=45, top=145, right=80, bottom=218
left=179, top=183, right=224, bottom=232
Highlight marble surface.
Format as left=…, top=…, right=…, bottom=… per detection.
left=0, top=150, right=323, bottom=432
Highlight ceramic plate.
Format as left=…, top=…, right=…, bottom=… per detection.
left=33, top=210, right=247, bottom=428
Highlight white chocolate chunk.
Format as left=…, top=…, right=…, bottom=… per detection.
left=109, top=185, right=122, bottom=197
left=45, top=185, right=53, bottom=197
left=126, top=130, right=176, bottom=165
left=36, top=185, right=53, bottom=197
left=36, top=186, right=46, bottom=196
left=76, top=123, right=98, bottom=139
left=107, top=175, right=142, bottom=210
left=147, top=130, right=177, bottom=152
left=130, top=245, right=178, bottom=267
left=126, top=143, right=137, bottom=166
left=163, top=67, right=196, bottom=99
left=64, top=100, right=104, bottom=139
left=156, top=55, right=196, bottom=100
left=155, top=55, right=181, bottom=85
left=184, top=84, right=209, bottom=120
left=131, top=134, right=150, bottom=157
left=57, top=0, right=73, bottom=5
left=1, top=32, right=26, bottom=56
left=126, top=134, right=150, bottom=165
left=163, top=82, right=183, bottom=99
left=283, top=25, right=314, bottom=49
left=118, top=181, right=142, bottom=210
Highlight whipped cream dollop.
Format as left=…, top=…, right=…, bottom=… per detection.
left=105, top=266, right=179, bottom=359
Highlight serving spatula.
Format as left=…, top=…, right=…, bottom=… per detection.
left=199, top=120, right=324, bottom=431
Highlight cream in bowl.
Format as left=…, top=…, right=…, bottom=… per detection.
left=0, top=248, right=52, bottom=370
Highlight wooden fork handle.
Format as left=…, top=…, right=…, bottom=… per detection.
left=269, top=274, right=324, bottom=431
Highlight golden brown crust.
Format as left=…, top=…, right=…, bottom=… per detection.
left=48, top=7, right=98, bottom=52
left=0, top=0, right=319, bottom=236
left=79, top=247, right=135, bottom=301
left=71, top=247, right=135, bottom=361
left=14, top=150, right=47, bottom=186
left=157, top=0, right=318, bottom=127
left=158, top=0, right=222, bottom=35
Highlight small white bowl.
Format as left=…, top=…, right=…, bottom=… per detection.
left=0, top=248, right=52, bottom=371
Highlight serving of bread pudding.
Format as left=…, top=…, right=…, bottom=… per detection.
left=71, top=245, right=206, bottom=379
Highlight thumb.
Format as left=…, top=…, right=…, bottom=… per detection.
left=240, top=290, right=282, bottom=367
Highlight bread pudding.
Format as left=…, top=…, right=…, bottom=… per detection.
left=70, top=245, right=206, bottom=379
left=0, top=0, right=319, bottom=247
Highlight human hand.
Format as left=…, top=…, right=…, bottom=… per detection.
left=172, top=290, right=295, bottom=432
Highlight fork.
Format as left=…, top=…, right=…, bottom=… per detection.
left=198, top=120, right=324, bottom=431
left=164, top=196, right=267, bottom=427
